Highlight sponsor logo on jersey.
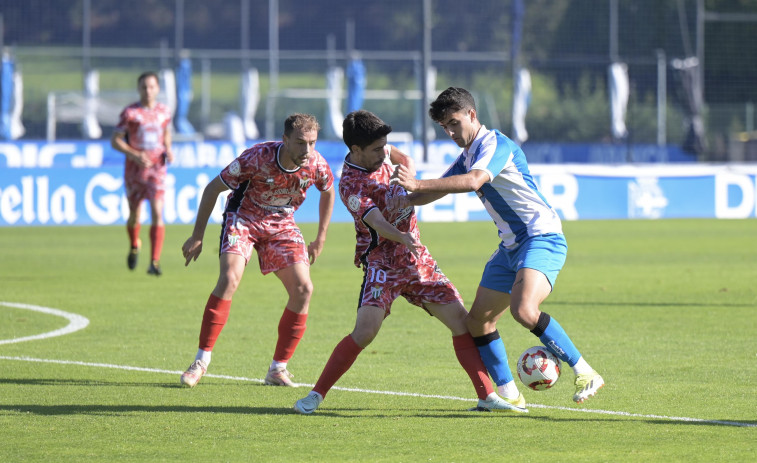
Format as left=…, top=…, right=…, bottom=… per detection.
left=390, top=206, right=413, bottom=227
left=228, top=160, right=241, bottom=176
left=348, top=195, right=361, bottom=212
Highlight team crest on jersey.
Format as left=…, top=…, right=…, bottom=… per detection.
left=370, top=285, right=383, bottom=299
left=347, top=195, right=361, bottom=212
left=299, top=177, right=310, bottom=189
left=227, top=231, right=240, bottom=247
left=228, top=160, right=241, bottom=176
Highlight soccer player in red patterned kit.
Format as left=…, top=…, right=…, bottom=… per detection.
left=294, top=110, right=527, bottom=414
left=179, top=113, right=335, bottom=388
left=111, top=71, right=174, bottom=276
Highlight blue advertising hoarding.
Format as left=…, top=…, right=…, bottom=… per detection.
left=1, top=140, right=755, bottom=226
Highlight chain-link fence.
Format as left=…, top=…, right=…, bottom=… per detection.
left=2, top=0, right=756, bottom=161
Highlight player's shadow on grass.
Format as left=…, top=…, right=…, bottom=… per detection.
left=549, top=300, right=754, bottom=308
left=0, top=377, right=265, bottom=389
left=0, top=404, right=287, bottom=416
left=294, top=408, right=756, bottom=428
left=491, top=413, right=757, bottom=428
left=0, top=377, right=173, bottom=387
left=1, top=400, right=753, bottom=428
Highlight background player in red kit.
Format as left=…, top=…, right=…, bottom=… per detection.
left=180, top=113, right=335, bottom=388
left=294, top=110, right=527, bottom=414
left=111, top=71, right=174, bottom=276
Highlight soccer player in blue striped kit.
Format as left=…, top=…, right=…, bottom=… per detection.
left=390, top=87, right=604, bottom=405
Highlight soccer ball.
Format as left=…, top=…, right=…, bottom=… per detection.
left=517, top=346, right=562, bottom=391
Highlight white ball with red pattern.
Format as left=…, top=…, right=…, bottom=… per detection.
left=517, top=346, right=562, bottom=391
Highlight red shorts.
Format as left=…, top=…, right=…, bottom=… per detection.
left=220, top=212, right=309, bottom=275
left=358, top=249, right=462, bottom=314
left=124, top=163, right=166, bottom=207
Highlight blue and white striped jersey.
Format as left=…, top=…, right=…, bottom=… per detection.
left=442, top=126, right=563, bottom=249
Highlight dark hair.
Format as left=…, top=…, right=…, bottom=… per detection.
left=342, top=110, right=392, bottom=149
left=137, top=71, right=160, bottom=86
left=429, top=87, right=476, bottom=122
left=284, top=113, right=320, bottom=136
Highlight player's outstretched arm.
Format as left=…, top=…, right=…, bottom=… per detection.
left=308, top=186, right=336, bottom=264
left=362, top=208, right=421, bottom=259
left=391, top=164, right=488, bottom=194
left=183, top=175, right=228, bottom=266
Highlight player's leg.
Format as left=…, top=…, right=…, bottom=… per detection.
left=180, top=253, right=246, bottom=387
left=464, top=286, right=526, bottom=407
left=146, top=195, right=165, bottom=275
left=294, top=305, right=385, bottom=414
left=512, top=234, right=603, bottom=403
left=426, top=301, right=524, bottom=412
left=426, top=301, right=493, bottom=399
left=265, top=262, right=312, bottom=386
left=125, top=188, right=142, bottom=270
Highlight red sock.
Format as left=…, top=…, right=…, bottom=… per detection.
left=453, top=333, right=494, bottom=400
left=273, top=308, right=308, bottom=363
left=127, top=224, right=141, bottom=248
left=150, top=225, right=165, bottom=262
left=313, top=335, right=363, bottom=398
left=198, top=294, right=232, bottom=351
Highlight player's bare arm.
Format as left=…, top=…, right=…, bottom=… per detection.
left=362, top=208, right=421, bottom=259
left=308, top=186, right=336, bottom=264
left=163, top=127, right=175, bottom=164
left=391, top=164, right=489, bottom=194
left=110, top=132, right=152, bottom=168
left=182, top=175, right=229, bottom=266
left=388, top=144, right=416, bottom=176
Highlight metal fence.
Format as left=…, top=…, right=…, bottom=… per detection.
left=2, top=0, right=756, bottom=161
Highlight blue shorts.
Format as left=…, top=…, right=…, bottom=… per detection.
left=480, top=233, right=567, bottom=294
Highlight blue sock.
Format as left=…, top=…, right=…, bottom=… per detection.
left=473, top=331, right=514, bottom=386
left=530, top=312, right=581, bottom=367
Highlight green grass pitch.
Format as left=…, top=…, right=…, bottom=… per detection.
left=1, top=219, right=755, bottom=461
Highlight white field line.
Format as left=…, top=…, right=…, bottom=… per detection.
left=1, top=302, right=754, bottom=428
left=0, top=302, right=89, bottom=345
left=1, top=355, right=754, bottom=428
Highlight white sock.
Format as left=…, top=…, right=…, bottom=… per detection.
left=572, top=356, right=593, bottom=375
left=270, top=360, right=287, bottom=371
left=196, top=349, right=211, bottom=365
left=497, top=381, right=520, bottom=400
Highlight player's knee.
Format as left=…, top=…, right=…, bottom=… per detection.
left=350, top=327, right=378, bottom=348
left=510, top=305, right=540, bottom=330
left=216, top=272, right=241, bottom=296
left=464, top=312, right=489, bottom=334
left=290, top=279, right=313, bottom=301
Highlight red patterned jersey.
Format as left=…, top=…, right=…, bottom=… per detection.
left=220, top=141, right=334, bottom=221
left=115, top=102, right=172, bottom=168
left=339, top=153, right=419, bottom=267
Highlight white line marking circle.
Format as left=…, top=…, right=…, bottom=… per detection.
left=0, top=301, right=90, bottom=345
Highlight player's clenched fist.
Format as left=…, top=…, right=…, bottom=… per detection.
left=390, top=164, right=420, bottom=191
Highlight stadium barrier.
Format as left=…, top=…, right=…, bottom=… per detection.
left=1, top=140, right=754, bottom=226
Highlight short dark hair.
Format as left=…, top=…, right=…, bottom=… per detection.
left=429, top=87, right=476, bottom=122
left=284, top=113, right=320, bottom=136
left=137, top=71, right=159, bottom=86
left=342, top=110, right=392, bottom=149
